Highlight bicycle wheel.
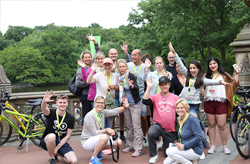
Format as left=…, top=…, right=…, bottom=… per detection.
left=230, top=108, right=239, bottom=142
left=29, top=114, right=45, bottom=148
left=0, top=121, right=12, bottom=146
left=235, top=115, right=250, bottom=159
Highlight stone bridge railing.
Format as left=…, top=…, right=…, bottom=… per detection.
left=6, top=90, right=83, bottom=140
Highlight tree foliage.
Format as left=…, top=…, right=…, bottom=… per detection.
left=126, top=0, right=250, bottom=70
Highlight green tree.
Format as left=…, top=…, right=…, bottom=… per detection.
left=0, top=44, right=53, bottom=85
left=0, top=32, right=15, bottom=51
left=126, top=0, right=250, bottom=70
left=4, top=26, right=34, bottom=42
left=30, top=30, right=79, bottom=83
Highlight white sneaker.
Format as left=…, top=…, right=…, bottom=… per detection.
left=200, top=152, right=205, bottom=159
left=208, top=145, right=216, bottom=154
left=149, top=154, right=158, bottom=164
left=223, top=145, right=231, bottom=155
left=156, top=138, right=163, bottom=151
left=143, top=137, right=149, bottom=147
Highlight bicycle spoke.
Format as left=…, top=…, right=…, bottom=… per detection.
left=0, top=121, right=12, bottom=146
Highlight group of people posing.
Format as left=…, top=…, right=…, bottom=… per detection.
left=39, top=35, right=240, bottom=164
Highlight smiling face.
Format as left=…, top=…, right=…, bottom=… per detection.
left=108, top=49, right=118, bottom=61
left=159, top=82, right=170, bottom=94
left=176, top=63, right=182, bottom=75
left=209, top=60, right=218, bottom=73
left=82, top=53, right=92, bottom=66
left=56, top=98, right=68, bottom=112
left=95, top=98, right=105, bottom=113
left=176, top=103, right=188, bottom=119
left=96, top=56, right=104, bottom=68
left=154, top=58, right=164, bottom=71
left=118, top=63, right=127, bottom=75
left=131, top=50, right=141, bottom=65
left=189, top=64, right=199, bottom=77
left=168, top=52, right=175, bottom=66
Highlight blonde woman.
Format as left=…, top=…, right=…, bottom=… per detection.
left=117, top=59, right=144, bottom=157
left=78, top=51, right=105, bottom=105
left=76, top=50, right=92, bottom=127
left=81, top=96, right=129, bottom=164
left=164, top=98, right=203, bottom=164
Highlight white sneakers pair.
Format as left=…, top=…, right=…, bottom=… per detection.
left=208, top=145, right=231, bottom=155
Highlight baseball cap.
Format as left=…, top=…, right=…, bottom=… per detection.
left=159, top=76, right=171, bottom=84
left=103, top=58, right=113, bottom=64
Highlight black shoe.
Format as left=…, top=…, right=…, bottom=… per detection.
left=54, top=155, right=58, bottom=162
left=49, top=158, right=56, bottom=164
left=120, top=135, right=126, bottom=142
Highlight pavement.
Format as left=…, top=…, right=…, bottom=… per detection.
left=0, top=125, right=250, bottom=164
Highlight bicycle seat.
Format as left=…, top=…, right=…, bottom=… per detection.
left=241, top=105, right=250, bottom=111
left=28, top=98, right=43, bottom=103
left=25, top=101, right=41, bottom=106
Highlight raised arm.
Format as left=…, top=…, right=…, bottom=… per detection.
left=86, top=33, right=101, bottom=64
left=121, top=41, right=131, bottom=62
left=169, top=42, right=188, bottom=77
left=86, top=63, right=97, bottom=84
left=41, top=90, right=55, bottom=116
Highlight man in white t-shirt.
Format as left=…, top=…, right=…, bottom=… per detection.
left=143, top=76, right=179, bottom=164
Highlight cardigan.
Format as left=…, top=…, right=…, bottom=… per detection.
left=180, top=114, right=203, bottom=155
left=81, top=108, right=120, bottom=143
left=127, top=72, right=141, bottom=104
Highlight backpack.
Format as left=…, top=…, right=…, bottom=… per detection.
left=199, top=120, right=209, bottom=148
left=68, top=74, right=83, bottom=96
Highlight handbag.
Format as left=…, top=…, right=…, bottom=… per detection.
left=105, top=88, right=118, bottom=118
left=68, top=74, right=83, bottom=96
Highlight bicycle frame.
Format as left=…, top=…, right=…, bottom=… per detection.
left=0, top=109, right=45, bottom=138
left=0, top=102, right=29, bottom=131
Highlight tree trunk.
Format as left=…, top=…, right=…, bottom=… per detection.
left=207, top=44, right=211, bottom=58
left=199, top=47, right=207, bottom=64
left=220, top=47, right=226, bottom=67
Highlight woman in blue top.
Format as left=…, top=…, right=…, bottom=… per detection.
left=164, top=98, right=203, bottom=164
left=117, top=59, right=144, bottom=157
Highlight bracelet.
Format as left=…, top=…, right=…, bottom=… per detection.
left=105, top=129, right=109, bottom=135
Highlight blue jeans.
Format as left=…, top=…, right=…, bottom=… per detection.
left=189, top=104, right=200, bottom=115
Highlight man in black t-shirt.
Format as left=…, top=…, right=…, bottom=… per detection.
left=164, top=51, right=178, bottom=77
left=40, top=91, right=77, bottom=164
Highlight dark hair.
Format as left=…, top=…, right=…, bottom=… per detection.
left=141, top=53, right=152, bottom=63
left=205, top=57, right=232, bottom=82
left=186, top=60, right=203, bottom=89
left=174, top=59, right=185, bottom=67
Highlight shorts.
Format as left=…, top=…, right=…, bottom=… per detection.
left=82, top=134, right=115, bottom=151
left=140, top=93, right=147, bottom=116
left=204, top=100, right=228, bottom=115
left=40, top=138, right=73, bottom=157
left=189, top=104, right=200, bottom=115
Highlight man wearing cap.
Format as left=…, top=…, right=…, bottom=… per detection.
left=143, top=76, right=179, bottom=164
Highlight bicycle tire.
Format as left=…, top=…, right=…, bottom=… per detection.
left=230, top=108, right=239, bottom=142
left=0, top=121, right=12, bottom=146
left=29, top=114, right=45, bottom=148
left=235, top=115, right=250, bottom=159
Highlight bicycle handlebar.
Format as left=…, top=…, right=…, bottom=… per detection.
left=0, top=103, right=13, bottom=112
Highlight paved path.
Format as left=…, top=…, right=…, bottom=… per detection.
left=0, top=126, right=250, bottom=164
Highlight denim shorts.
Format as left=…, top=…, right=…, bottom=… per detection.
left=140, top=93, right=147, bottom=116
left=189, top=104, right=200, bottom=115
left=40, top=138, right=73, bottom=157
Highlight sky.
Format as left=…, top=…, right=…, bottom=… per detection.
left=0, top=0, right=140, bottom=34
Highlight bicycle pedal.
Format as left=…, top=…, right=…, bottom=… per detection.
left=17, top=146, right=23, bottom=150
